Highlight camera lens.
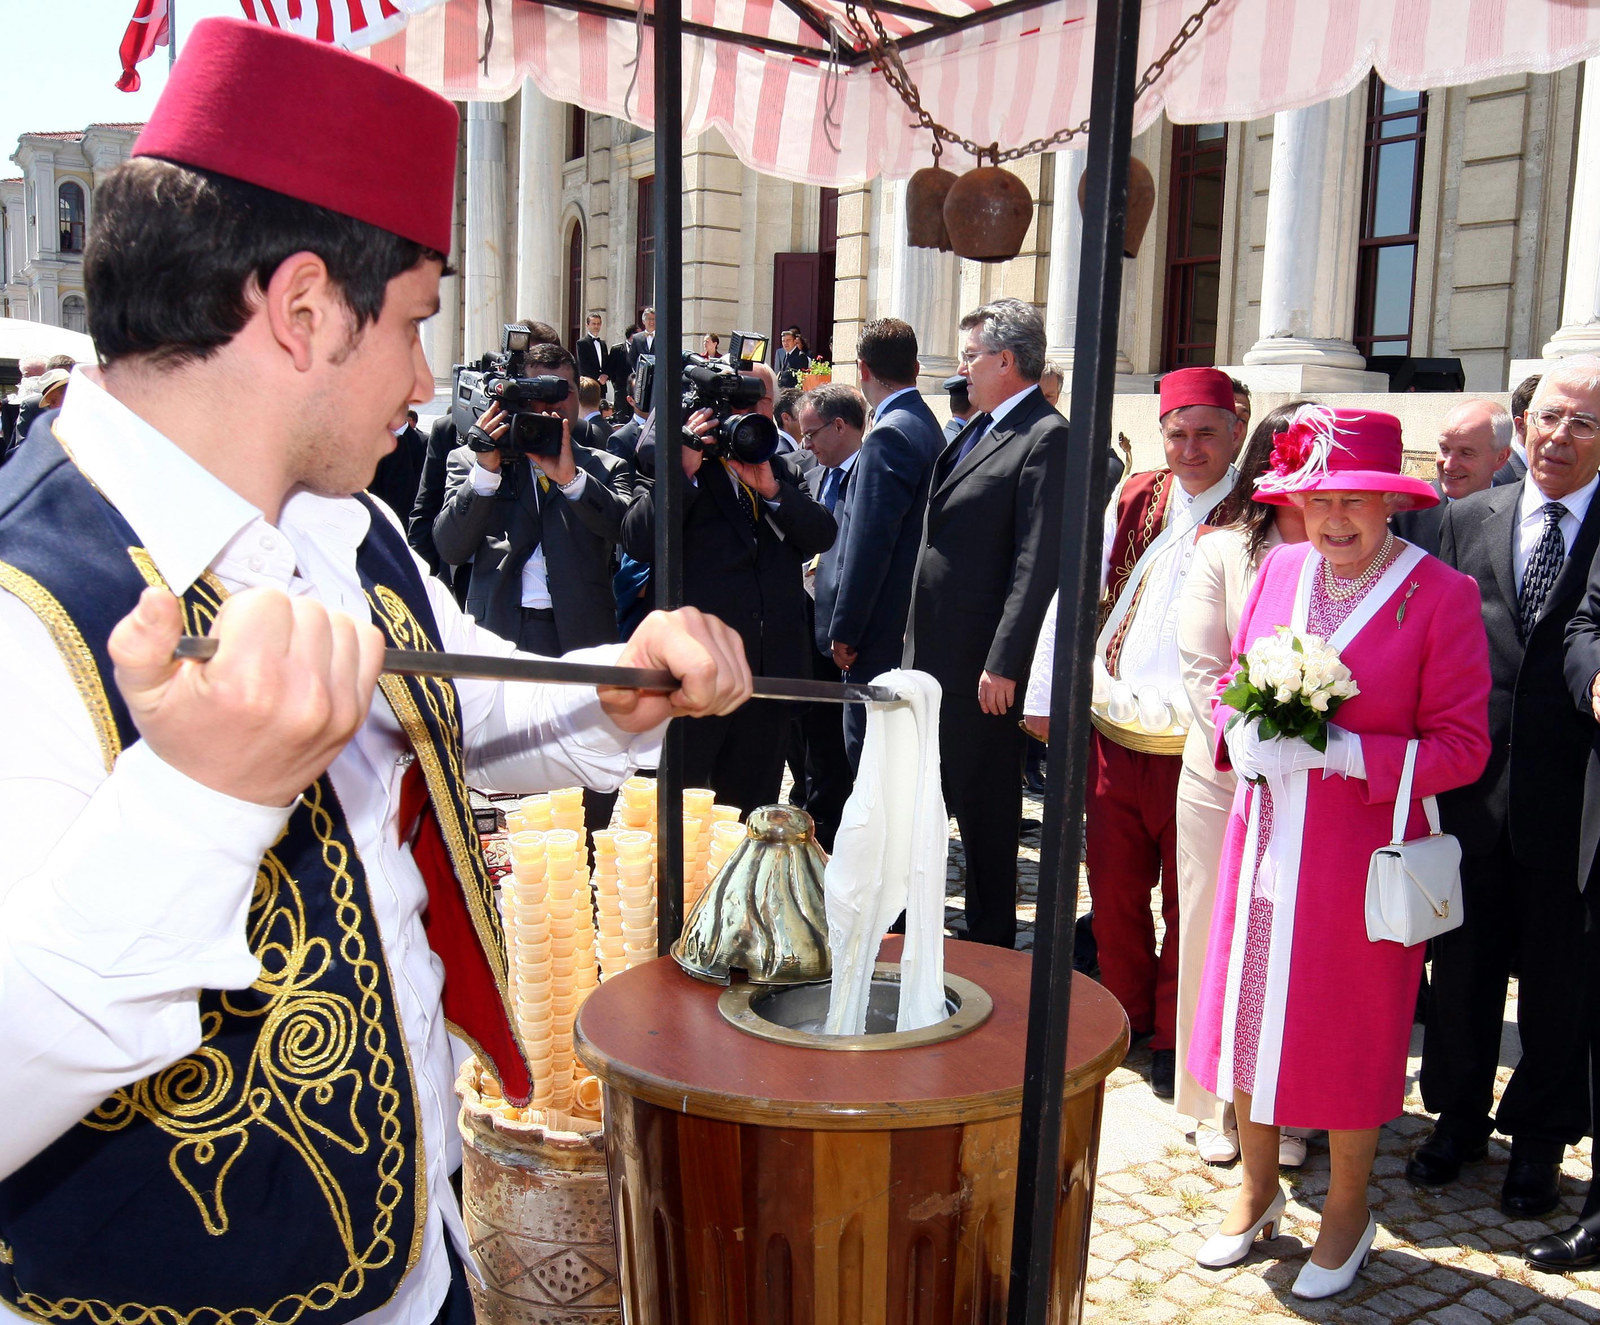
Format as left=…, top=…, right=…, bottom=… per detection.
left=724, top=413, right=780, bottom=465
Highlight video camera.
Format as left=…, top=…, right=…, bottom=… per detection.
left=634, top=352, right=780, bottom=477
left=451, top=323, right=569, bottom=460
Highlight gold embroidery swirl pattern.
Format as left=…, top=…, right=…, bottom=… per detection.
left=22, top=580, right=418, bottom=1325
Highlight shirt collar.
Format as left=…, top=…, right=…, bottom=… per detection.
left=1521, top=470, right=1599, bottom=525
left=832, top=449, right=860, bottom=476
left=987, top=384, right=1038, bottom=429
left=877, top=385, right=920, bottom=415
left=53, top=368, right=264, bottom=595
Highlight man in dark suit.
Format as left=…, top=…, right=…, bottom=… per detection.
left=819, top=319, right=943, bottom=770
left=1415, top=365, right=1600, bottom=1226
left=606, top=367, right=650, bottom=468
left=1495, top=375, right=1541, bottom=487
left=578, top=377, right=613, bottom=442
left=622, top=410, right=836, bottom=813
left=777, top=327, right=809, bottom=390
left=369, top=408, right=429, bottom=521
left=788, top=383, right=866, bottom=848
left=574, top=311, right=609, bottom=387
left=1395, top=400, right=1512, bottom=553
left=905, top=298, right=1065, bottom=948
left=432, top=342, right=631, bottom=658
left=605, top=330, right=634, bottom=416
left=628, top=308, right=656, bottom=370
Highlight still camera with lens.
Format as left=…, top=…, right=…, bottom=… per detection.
left=451, top=323, right=569, bottom=459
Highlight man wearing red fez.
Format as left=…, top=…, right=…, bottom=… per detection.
left=1023, top=366, right=1242, bottom=1099
left=0, top=19, right=749, bottom=1325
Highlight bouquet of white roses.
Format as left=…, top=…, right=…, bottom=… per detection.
left=1219, top=625, right=1359, bottom=752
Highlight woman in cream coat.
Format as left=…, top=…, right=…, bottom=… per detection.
left=1175, top=403, right=1307, bottom=1163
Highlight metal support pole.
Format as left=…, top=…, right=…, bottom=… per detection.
left=652, top=0, right=686, bottom=954
left=168, top=0, right=177, bottom=67
left=1006, top=0, right=1141, bottom=1319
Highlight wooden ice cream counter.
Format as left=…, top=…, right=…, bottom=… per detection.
left=574, top=936, right=1128, bottom=1323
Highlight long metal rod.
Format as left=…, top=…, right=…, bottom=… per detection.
left=653, top=0, right=687, bottom=956
left=170, top=638, right=903, bottom=704
left=1006, top=0, right=1140, bottom=1319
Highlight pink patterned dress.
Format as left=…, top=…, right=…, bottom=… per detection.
left=1189, top=540, right=1491, bottom=1129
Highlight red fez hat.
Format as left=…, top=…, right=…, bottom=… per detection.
left=1254, top=406, right=1439, bottom=510
left=1158, top=367, right=1238, bottom=418
left=133, top=18, right=458, bottom=253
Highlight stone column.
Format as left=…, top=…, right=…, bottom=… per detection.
left=464, top=101, right=508, bottom=360
left=883, top=179, right=960, bottom=387
left=515, top=79, right=563, bottom=329
left=1541, top=59, right=1600, bottom=359
left=1241, top=98, right=1389, bottom=392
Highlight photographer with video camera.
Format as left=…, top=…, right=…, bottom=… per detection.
left=622, top=351, right=836, bottom=813
left=433, top=331, right=632, bottom=662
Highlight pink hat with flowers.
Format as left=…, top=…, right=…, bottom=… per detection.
left=1253, top=406, right=1438, bottom=510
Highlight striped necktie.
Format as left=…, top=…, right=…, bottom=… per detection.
left=1518, top=500, right=1567, bottom=639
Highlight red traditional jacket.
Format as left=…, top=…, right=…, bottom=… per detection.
left=1100, top=469, right=1175, bottom=678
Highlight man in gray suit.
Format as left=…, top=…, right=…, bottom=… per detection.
left=433, top=342, right=632, bottom=658
left=906, top=299, right=1065, bottom=947
left=1495, top=375, right=1541, bottom=487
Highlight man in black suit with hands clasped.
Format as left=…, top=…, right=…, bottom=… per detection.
left=575, top=312, right=609, bottom=389
left=628, top=308, right=656, bottom=370
left=904, top=298, right=1065, bottom=948
left=1418, top=358, right=1600, bottom=1239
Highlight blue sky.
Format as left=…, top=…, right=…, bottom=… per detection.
left=2, top=0, right=237, bottom=174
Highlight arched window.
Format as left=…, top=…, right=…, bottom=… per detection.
left=61, top=294, right=87, bottom=334
left=58, top=181, right=86, bottom=254
left=565, top=223, right=584, bottom=353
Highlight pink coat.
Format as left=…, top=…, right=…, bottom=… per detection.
left=1188, top=541, right=1491, bottom=1129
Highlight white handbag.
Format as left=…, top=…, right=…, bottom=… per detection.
left=1364, top=739, right=1463, bottom=946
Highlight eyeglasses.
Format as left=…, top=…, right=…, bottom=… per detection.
left=957, top=348, right=998, bottom=368
left=1530, top=408, right=1600, bottom=441
left=800, top=421, right=840, bottom=444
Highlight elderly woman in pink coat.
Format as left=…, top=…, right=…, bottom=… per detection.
left=1187, top=407, right=1491, bottom=1299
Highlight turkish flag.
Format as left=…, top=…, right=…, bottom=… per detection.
left=116, top=0, right=169, bottom=91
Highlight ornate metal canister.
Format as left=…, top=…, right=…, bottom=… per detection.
left=670, top=804, right=830, bottom=985
left=456, top=1061, right=621, bottom=1325
left=943, top=166, right=1034, bottom=263
left=1077, top=154, right=1157, bottom=258
left=906, top=164, right=958, bottom=249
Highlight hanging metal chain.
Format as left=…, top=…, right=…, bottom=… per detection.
left=842, top=0, right=1221, bottom=166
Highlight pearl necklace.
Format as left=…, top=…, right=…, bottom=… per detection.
left=1320, top=531, right=1396, bottom=601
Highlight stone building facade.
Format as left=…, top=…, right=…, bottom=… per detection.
left=432, top=60, right=1598, bottom=408
left=1, top=124, right=142, bottom=331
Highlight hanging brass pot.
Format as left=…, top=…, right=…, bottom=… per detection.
left=943, top=166, right=1033, bottom=264
left=1077, top=154, right=1156, bottom=259
left=906, top=165, right=958, bottom=250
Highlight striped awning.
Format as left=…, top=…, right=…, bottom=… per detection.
left=336, top=0, right=1600, bottom=186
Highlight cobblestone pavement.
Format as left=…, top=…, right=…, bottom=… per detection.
left=939, top=791, right=1600, bottom=1323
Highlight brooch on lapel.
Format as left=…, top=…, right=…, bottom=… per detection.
left=1396, top=580, right=1421, bottom=628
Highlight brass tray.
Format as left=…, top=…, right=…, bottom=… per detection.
left=1089, top=707, right=1189, bottom=757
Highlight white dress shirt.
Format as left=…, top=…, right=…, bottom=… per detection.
left=1514, top=472, right=1598, bottom=594
left=467, top=458, right=590, bottom=609
left=0, top=369, right=662, bottom=1323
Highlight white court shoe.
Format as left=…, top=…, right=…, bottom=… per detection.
left=1278, top=1130, right=1309, bottom=1168
left=1195, top=1186, right=1287, bottom=1269
left=1292, top=1213, right=1377, bottom=1299
left=1195, top=1124, right=1239, bottom=1164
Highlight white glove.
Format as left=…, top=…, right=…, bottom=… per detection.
left=1322, top=726, right=1365, bottom=780
left=1225, top=717, right=1325, bottom=782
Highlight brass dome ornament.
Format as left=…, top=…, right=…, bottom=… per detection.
left=944, top=161, right=1034, bottom=263
left=670, top=805, right=831, bottom=986
left=1078, top=155, right=1157, bottom=258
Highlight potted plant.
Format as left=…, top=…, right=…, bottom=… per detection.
left=801, top=358, right=832, bottom=391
